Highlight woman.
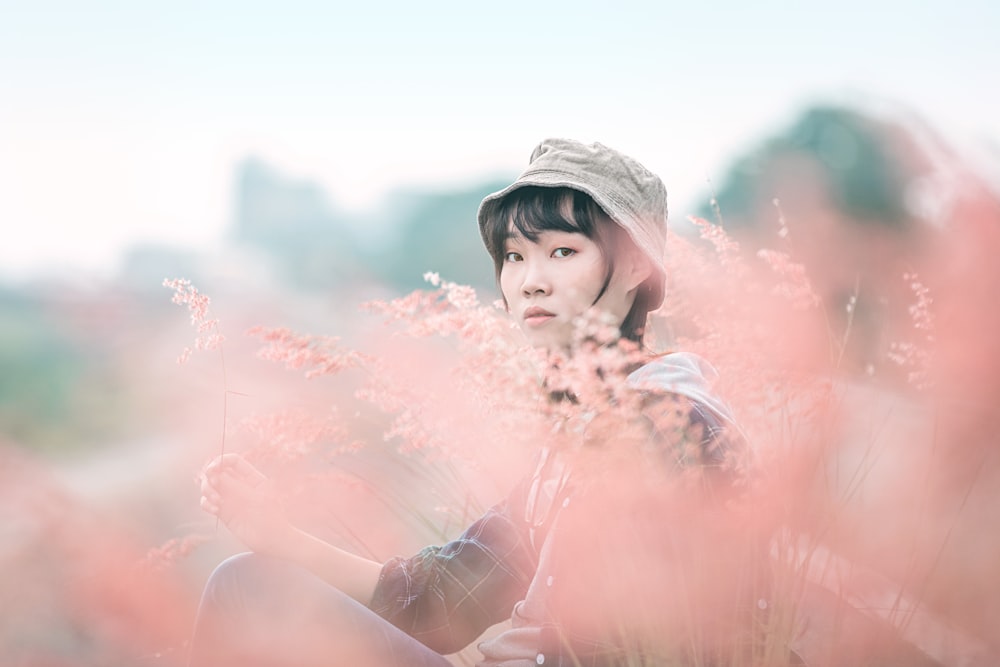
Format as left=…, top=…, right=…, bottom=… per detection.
left=189, top=138, right=754, bottom=666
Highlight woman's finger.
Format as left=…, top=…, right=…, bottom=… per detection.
left=200, top=470, right=217, bottom=491
left=202, top=452, right=247, bottom=478
left=224, top=455, right=267, bottom=486
left=204, top=488, right=223, bottom=506
left=202, top=455, right=226, bottom=475
left=199, top=495, right=219, bottom=516
left=201, top=472, right=232, bottom=503
left=204, top=454, right=264, bottom=488
left=214, top=469, right=258, bottom=498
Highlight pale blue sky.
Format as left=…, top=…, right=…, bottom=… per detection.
left=1, top=0, right=997, bottom=280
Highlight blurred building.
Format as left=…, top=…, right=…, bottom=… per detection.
left=232, top=157, right=508, bottom=293
left=232, top=158, right=370, bottom=290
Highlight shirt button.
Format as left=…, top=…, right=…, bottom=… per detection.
left=536, top=653, right=545, bottom=665
left=561, top=497, right=570, bottom=508
left=546, top=575, right=554, bottom=587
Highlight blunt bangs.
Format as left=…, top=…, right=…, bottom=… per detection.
left=485, top=186, right=605, bottom=270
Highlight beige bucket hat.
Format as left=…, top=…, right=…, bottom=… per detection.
left=477, top=138, right=668, bottom=308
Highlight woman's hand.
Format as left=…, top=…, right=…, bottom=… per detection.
left=200, top=453, right=295, bottom=557
left=200, top=453, right=385, bottom=604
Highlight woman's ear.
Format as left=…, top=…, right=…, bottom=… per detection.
left=621, top=245, right=653, bottom=293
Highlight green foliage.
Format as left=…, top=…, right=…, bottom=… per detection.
left=0, top=290, right=129, bottom=452
left=232, top=157, right=510, bottom=293
left=378, top=180, right=511, bottom=292
left=699, top=105, right=912, bottom=230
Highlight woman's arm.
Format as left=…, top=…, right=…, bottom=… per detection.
left=202, top=453, right=537, bottom=653
left=200, top=453, right=383, bottom=605
left=369, top=478, right=537, bottom=653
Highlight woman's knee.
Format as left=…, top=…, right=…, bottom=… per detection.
left=203, top=551, right=361, bottom=621
left=203, top=552, right=259, bottom=597
left=201, top=552, right=296, bottom=614
left=193, top=553, right=447, bottom=667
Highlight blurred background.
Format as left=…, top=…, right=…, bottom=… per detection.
left=2, top=1, right=999, bottom=664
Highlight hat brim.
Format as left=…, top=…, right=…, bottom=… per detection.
left=477, top=174, right=666, bottom=310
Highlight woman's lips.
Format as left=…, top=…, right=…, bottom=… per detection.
left=523, top=307, right=555, bottom=327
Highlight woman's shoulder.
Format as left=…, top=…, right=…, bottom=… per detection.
left=627, top=351, right=718, bottom=385
left=626, top=351, right=734, bottom=425
left=627, top=352, right=751, bottom=480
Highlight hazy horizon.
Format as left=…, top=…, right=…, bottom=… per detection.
left=2, top=1, right=997, bottom=281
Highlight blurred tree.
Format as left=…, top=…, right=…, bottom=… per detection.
left=693, top=104, right=941, bottom=379
left=0, top=288, right=128, bottom=452
left=700, top=106, right=914, bottom=231
left=378, top=180, right=510, bottom=292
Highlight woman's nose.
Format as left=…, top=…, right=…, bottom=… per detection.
left=521, top=261, right=551, bottom=296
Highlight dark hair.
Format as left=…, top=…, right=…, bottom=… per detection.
left=482, top=186, right=654, bottom=344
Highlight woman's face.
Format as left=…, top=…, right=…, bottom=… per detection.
left=500, top=226, right=641, bottom=351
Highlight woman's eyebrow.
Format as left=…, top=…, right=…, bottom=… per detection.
left=502, top=237, right=524, bottom=252
left=504, top=229, right=529, bottom=243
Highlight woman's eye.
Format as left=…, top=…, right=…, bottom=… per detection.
left=552, top=247, right=576, bottom=258
left=504, top=251, right=523, bottom=262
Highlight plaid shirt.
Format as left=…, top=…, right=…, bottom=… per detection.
left=369, top=354, right=748, bottom=666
